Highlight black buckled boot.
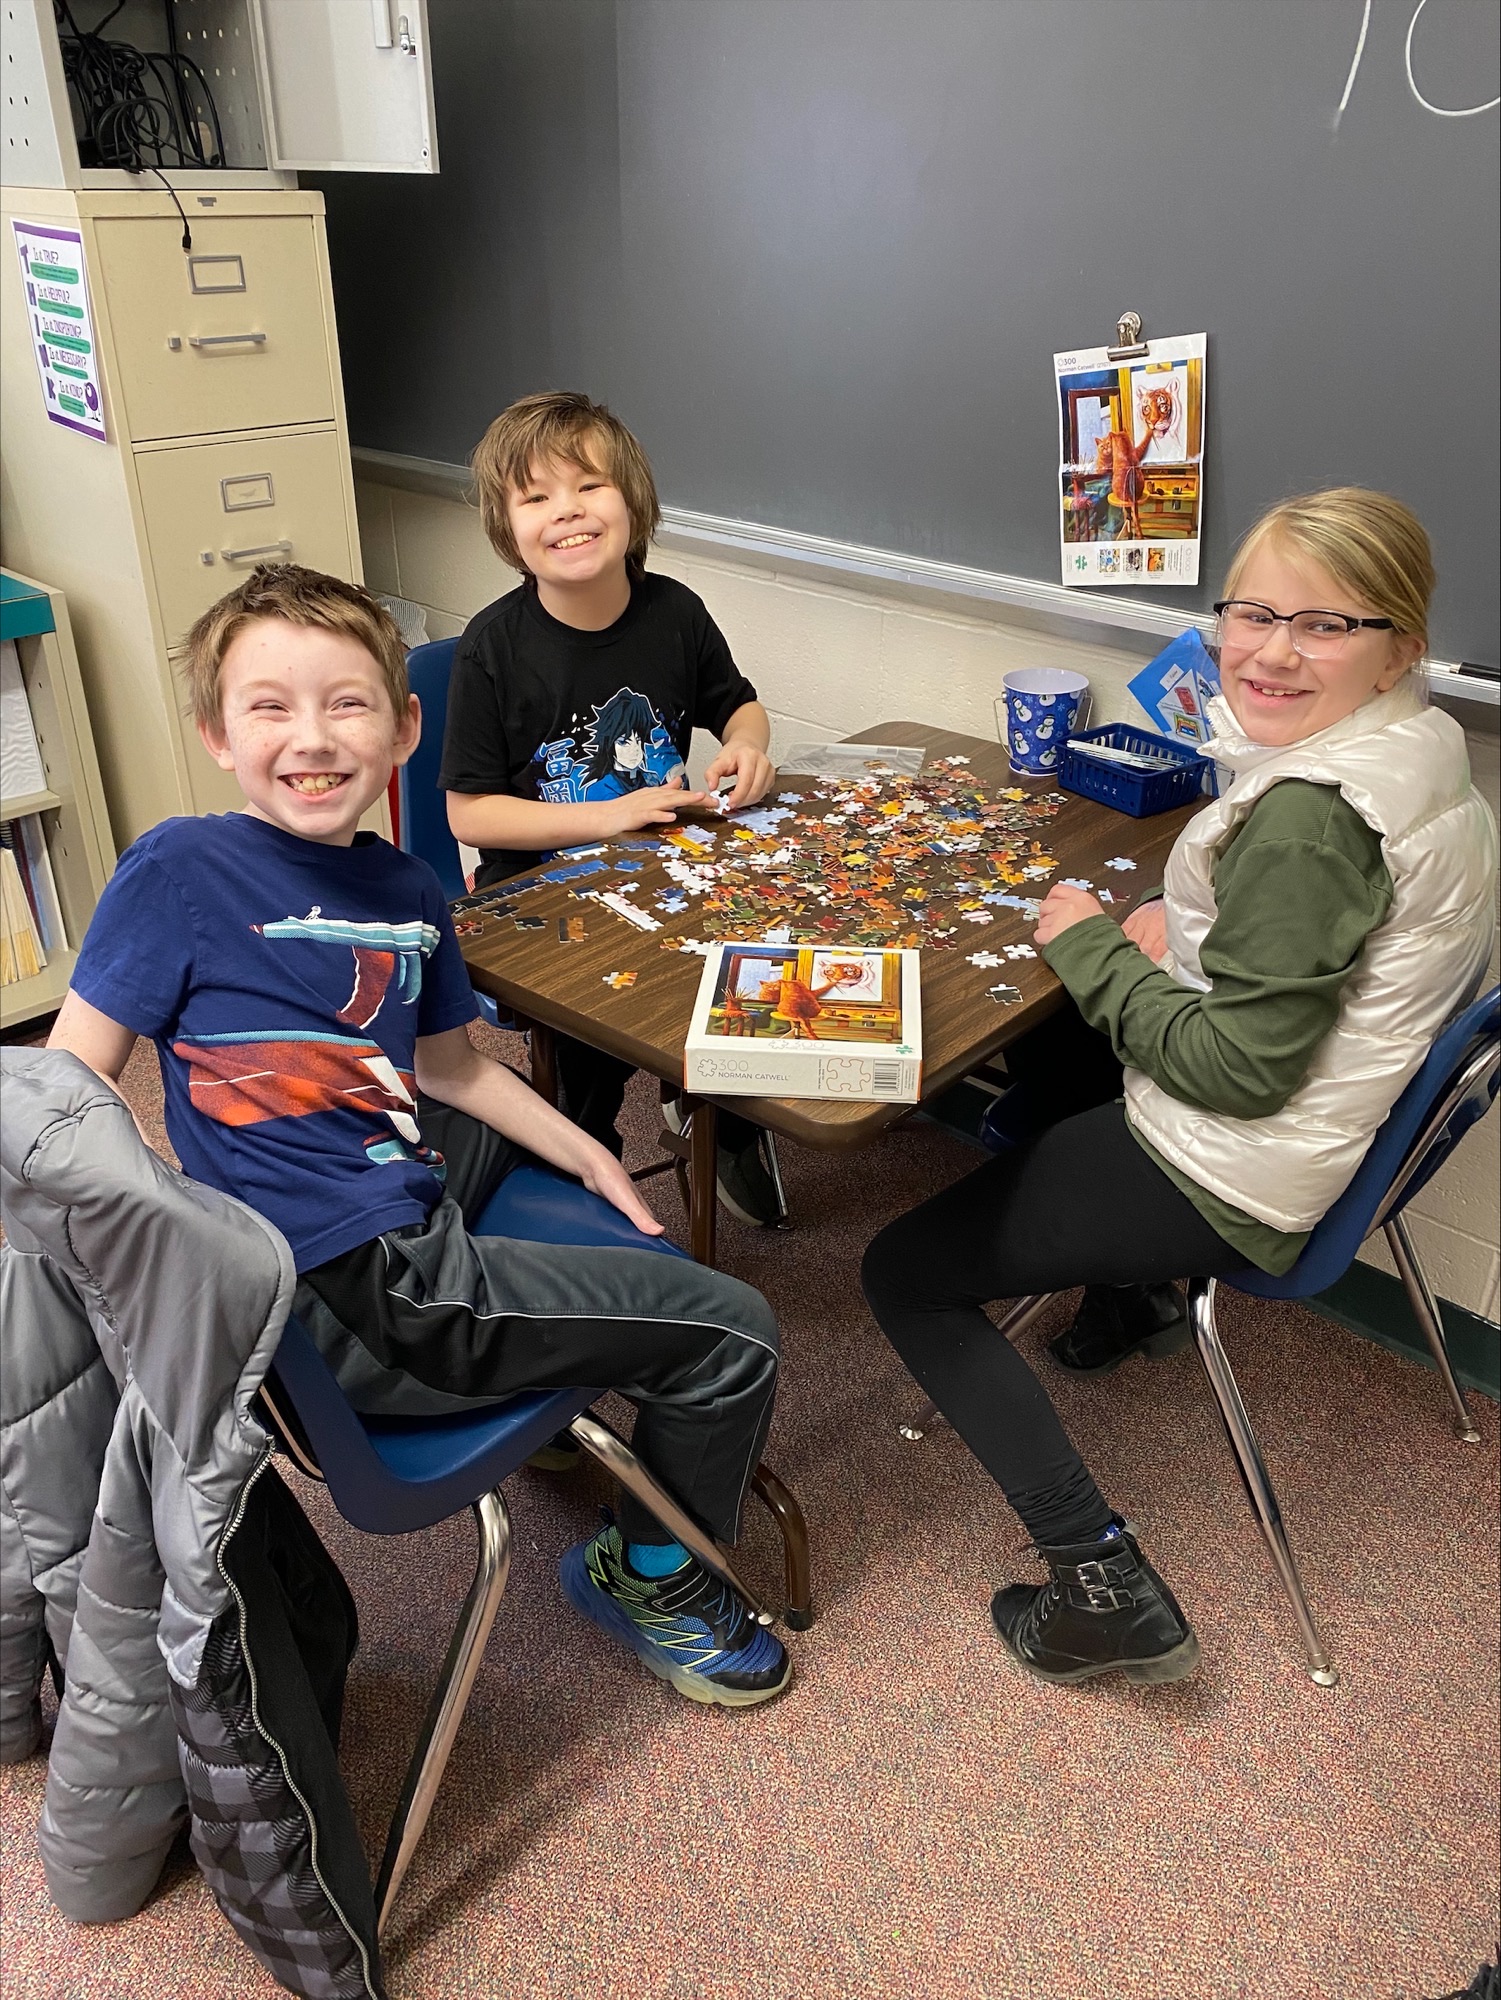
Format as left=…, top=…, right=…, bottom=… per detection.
left=991, top=1526, right=1201, bottom=1686
left=1048, top=1282, right=1190, bottom=1374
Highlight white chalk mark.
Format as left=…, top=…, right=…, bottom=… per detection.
left=1333, top=0, right=1372, bottom=131
left=1405, top=0, right=1500, bottom=116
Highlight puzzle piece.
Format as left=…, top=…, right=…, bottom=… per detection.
left=602, top=971, right=638, bottom=990
left=512, top=914, right=546, bottom=931
left=1003, top=942, right=1036, bottom=959
left=599, top=892, right=662, bottom=932
left=985, top=983, right=1023, bottom=1005
left=557, top=916, right=587, bottom=943
left=966, top=951, right=1005, bottom=969
left=1061, top=877, right=1094, bottom=892
left=1104, top=856, right=1137, bottom=871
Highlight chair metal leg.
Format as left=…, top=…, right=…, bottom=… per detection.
left=1185, top=1278, right=1339, bottom=1688
left=761, top=1131, right=791, bottom=1226
left=374, top=1489, right=512, bottom=1934
left=897, top=1292, right=1057, bottom=1441
left=1384, top=1216, right=1481, bottom=1444
left=569, top=1411, right=776, bottom=1625
left=898, top=1396, right=943, bottom=1443
left=751, top=1464, right=812, bottom=1629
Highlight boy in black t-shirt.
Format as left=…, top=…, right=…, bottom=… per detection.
left=49, top=564, right=790, bottom=1709
left=439, top=391, right=783, bottom=1224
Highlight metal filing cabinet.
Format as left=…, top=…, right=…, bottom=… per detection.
left=1, top=0, right=438, bottom=846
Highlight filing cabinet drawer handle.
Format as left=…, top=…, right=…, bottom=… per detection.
left=222, top=539, right=293, bottom=564
left=188, top=332, right=268, bottom=349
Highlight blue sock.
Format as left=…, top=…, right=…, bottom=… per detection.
left=627, top=1540, right=690, bottom=1579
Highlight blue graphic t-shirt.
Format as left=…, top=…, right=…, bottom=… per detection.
left=71, top=813, right=479, bottom=1270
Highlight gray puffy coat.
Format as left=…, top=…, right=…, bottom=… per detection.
left=0, top=1048, right=386, bottom=1999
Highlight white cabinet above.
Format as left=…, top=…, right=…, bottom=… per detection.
left=4, top=0, right=439, bottom=190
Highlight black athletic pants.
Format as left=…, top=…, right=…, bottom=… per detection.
left=295, top=1100, right=779, bottom=1546
left=860, top=1005, right=1244, bottom=1546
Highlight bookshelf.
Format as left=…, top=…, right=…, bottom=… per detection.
left=1, top=570, right=114, bottom=1027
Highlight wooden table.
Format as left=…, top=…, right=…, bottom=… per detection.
left=460, top=721, right=1200, bottom=1265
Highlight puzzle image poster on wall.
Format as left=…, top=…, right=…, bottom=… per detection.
left=11, top=221, right=107, bottom=443
left=684, top=944, right=922, bottom=1102
left=1054, top=332, right=1206, bottom=587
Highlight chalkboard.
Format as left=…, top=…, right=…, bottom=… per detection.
left=313, top=0, right=1501, bottom=665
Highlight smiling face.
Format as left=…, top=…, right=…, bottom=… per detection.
left=1219, top=540, right=1423, bottom=747
left=199, top=618, right=420, bottom=845
left=504, top=446, right=633, bottom=597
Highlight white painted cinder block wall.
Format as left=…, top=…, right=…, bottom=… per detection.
left=355, top=474, right=1500, bottom=1323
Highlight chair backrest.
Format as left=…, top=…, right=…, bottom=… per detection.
left=1232, top=983, right=1500, bottom=1299
left=399, top=637, right=466, bottom=899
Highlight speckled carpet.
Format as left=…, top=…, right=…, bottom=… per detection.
left=1, top=1031, right=1496, bottom=2000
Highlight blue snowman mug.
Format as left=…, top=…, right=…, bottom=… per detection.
left=995, top=668, right=1092, bottom=775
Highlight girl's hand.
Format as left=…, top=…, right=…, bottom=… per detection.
left=577, top=1147, right=666, bottom=1237
left=595, top=782, right=705, bottom=838
left=1035, top=882, right=1109, bottom=945
left=703, top=741, right=775, bottom=810
left=1121, top=899, right=1169, bottom=963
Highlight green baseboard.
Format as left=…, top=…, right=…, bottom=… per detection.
left=919, top=1083, right=1499, bottom=1404
left=1307, top=1260, right=1499, bottom=1402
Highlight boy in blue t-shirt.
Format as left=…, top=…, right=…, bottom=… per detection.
left=49, top=565, right=789, bottom=1709
left=440, top=390, right=784, bottom=1224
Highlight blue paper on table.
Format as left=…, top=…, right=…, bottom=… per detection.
left=1127, top=630, right=1222, bottom=747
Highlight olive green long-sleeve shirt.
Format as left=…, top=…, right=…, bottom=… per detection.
left=1042, top=779, right=1394, bottom=1272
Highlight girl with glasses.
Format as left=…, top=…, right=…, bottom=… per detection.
left=861, top=488, right=1496, bottom=1689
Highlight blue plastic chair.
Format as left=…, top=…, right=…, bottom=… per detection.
left=928, top=987, right=1500, bottom=1686
left=1181, top=984, right=1499, bottom=1685
left=399, top=637, right=466, bottom=901
left=400, top=637, right=505, bottom=1028
left=260, top=1165, right=807, bottom=1935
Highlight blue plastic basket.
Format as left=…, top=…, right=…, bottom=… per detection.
left=1057, top=723, right=1209, bottom=818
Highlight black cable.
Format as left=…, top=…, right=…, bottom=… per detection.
left=130, top=163, right=192, bottom=251
left=54, top=0, right=225, bottom=175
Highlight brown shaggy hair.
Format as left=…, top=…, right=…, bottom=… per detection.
left=470, top=390, right=661, bottom=573
left=182, top=565, right=409, bottom=728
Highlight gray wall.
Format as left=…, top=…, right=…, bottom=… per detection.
left=314, top=0, right=1501, bottom=664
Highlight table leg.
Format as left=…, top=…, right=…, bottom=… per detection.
left=686, top=1093, right=718, bottom=1267
left=521, top=1017, right=558, bottom=1108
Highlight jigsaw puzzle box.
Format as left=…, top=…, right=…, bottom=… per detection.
left=683, top=945, right=922, bottom=1102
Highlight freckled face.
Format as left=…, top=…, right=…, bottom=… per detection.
left=200, top=620, right=419, bottom=845
left=1220, top=543, right=1422, bottom=747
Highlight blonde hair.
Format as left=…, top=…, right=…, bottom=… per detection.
left=1225, top=487, right=1434, bottom=654
left=183, top=565, right=409, bottom=728
left=471, top=391, right=661, bottom=573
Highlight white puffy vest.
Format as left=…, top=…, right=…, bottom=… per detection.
left=1124, top=680, right=1498, bottom=1233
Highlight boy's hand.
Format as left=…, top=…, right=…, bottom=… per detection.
left=703, top=741, right=775, bottom=810
left=1035, top=883, right=1110, bottom=946
left=1121, top=898, right=1169, bottom=963
left=577, top=1147, right=666, bottom=1237
left=596, top=782, right=706, bottom=838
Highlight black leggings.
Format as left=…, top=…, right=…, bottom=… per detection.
left=860, top=1009, right=1244, bottom=1546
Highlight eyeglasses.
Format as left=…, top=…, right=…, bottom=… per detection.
left=1213, top=600, right=1395, bottom=661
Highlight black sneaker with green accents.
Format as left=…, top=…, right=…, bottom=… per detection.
left=560, top=1519, right=791, bottom=1707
